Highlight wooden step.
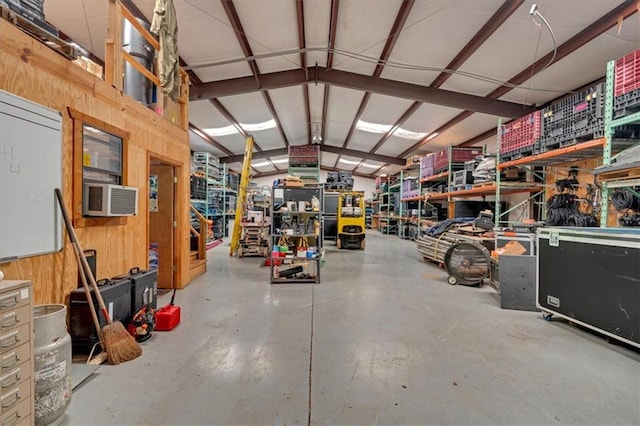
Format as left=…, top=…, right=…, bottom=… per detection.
left=189, top=258, right=206, bottom=280
left=190, top=250, right=198, bottom=261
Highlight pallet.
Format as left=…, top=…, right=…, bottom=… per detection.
left=472, top=181, right=496, bottom=188
left=597, top=167, right=640, bottom=182
left=500, top=149, right=535, bottom=162
left=0, top=5, right=78, bottom=60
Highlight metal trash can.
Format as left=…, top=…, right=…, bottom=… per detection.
left=33, top=304, right=72, bottom=426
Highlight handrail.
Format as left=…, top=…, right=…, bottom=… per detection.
left=105, top=0, right=189, bottom=130
left=190, top=205, right=207, bottom=260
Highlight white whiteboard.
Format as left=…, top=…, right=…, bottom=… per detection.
left=0, top=90, right=63, bottom=262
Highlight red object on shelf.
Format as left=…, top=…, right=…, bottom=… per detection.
left=434, top=147, right=482, bottom=171
left=615, top=49, right=640, bottom=96
left=155, top=289, right=181, bottom=331
left=500, top=111, right=541, bottom=155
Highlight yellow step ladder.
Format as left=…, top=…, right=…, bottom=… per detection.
left=229, top=136, right=254, bottom=256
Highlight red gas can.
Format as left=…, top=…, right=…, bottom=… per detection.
left=155, top=289, right=181, bottom=331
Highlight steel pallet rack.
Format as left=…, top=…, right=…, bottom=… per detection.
left=379, top=176, right=400, bottom=235
left=398, top=161, right=421, bottom=240
left=599, top=60, right=640, bottom=227
left=191, top=152, right=221, bottom=244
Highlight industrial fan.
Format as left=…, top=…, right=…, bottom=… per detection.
left=443, top=241, right=491, bottom=286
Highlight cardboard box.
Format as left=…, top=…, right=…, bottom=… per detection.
left=247, top=211, right=264, bottom=223
left=497, top=240, right=527, bottom=256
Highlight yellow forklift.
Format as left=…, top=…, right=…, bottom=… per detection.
left=337, top=191, right=366, bottom=249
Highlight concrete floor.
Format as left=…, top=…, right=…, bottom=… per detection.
left=62, top=232, right=640, bottom=425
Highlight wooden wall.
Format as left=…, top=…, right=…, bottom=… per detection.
left=0, top=20, right=192, bottom=305
left=544, top=157, right=602, bottom=221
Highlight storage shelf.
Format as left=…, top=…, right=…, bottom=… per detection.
left=271, top=278, right=319, bottom=284
left=401, top=195, right=423, bottom=202
left=424, top=184, right=540, bottom=200
left=496, top=138, right=636, bottom=169
left=273, top=211, right=321, bottom=215
left=272, top=234, right=320, bottom=238
left=420, top=171, right=449, bottom=183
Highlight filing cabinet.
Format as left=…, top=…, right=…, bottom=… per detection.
left=0, top=280, right=33, bottom=426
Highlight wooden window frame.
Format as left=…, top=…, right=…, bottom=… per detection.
left=68, top=108, right=130, bottom=227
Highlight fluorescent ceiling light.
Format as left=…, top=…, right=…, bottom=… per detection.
left=338, top=158, right=361, bottom=165
left=394, top=128, right=427, bottom=140
left=356, top=120, right=427, bottom=140
left=356, top=120, right=391, bottom=134
left=242, top=119, right=276, bottom=132
left=203, top=125, right=237, bottom=137
left=204, top=119, right=277, bottom=137
left=360, top=163, right=380, bottom=169
left=252, top=158, right=288, bottom=167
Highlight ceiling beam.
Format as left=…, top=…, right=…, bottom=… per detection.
left=320, top=166, right=374, bottom=180
left=400, top=1, right=640, bottom=158
left=336, top=0, right=416, bottom=168
left=319, top=67, right=531, bottom=117
left=399, top=111, right=473, bottom=157
left=487, top=0, right=640, bottom=100
left=430, top=0, right=525, bottom=89
left=188, top=124, right=235, bottom=156
left=221, top=0, right=289, bottom=170
left=218, top=145, right=403, bottom=166
left=209, top=99, right=273, bottom=173
left=220, top=147, right=289, bottom=164
left=326, top=0, right=340, bottom=69
left=458, top=128, right=497, bottom=148
left=191, top=67, right=532, bottom=118
left=371, top=101, right=422, bottom=154
left=320, top=145, right=405, bottom=165
left=262, top=92, right=289, bottom=147
left=370, top=1, right=521, bottom=170
left=221, top=0, right=259, bottom=77
left=295, top=0, right=312, bottom=143
left=255, top=166, right=374, bottom=180
left=320, top=0, right=340, bottom=146
left=190, top=69, right=308, bottom=100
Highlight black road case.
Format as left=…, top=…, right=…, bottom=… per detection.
left=69, top=277, right=132, bottom=354
left=113, top=267, right=158, bottom=311
left=537, top=228, right=640, bottom=349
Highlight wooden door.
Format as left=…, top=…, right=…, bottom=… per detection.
left=149, top=165, right=175, bottom=289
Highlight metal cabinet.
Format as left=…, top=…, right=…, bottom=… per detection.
left=0, top=280, right=33, bottom=425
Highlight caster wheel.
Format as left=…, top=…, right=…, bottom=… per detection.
left=542, top=313, right=553, bottom=321
left=447, top=276, right=458, bottom=285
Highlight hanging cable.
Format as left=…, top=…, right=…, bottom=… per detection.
left=529, top=4, right=558, bottom=73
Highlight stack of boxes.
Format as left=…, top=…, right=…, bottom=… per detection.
left=325, top=170, right=354, bottom=190
left=0, top=0, right=58, bottom=36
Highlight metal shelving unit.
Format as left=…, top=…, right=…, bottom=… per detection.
left=269, top=186, right=323, bottom=284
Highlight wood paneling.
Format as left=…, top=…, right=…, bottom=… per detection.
left=544, top=157, right=602, bottom=221
left=0, top=20, right=191, bottom=305
left=149, top=165, right=174, bottom=289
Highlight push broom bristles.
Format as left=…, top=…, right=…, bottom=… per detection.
left=102, top=321, right=142, bottom=365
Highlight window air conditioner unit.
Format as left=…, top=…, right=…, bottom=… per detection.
left=83, top=183, right=138, bottom=216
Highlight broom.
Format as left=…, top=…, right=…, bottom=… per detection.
left=73, top=246, right=108, bottom=365
left=55, top=189, right=142, bottom=364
